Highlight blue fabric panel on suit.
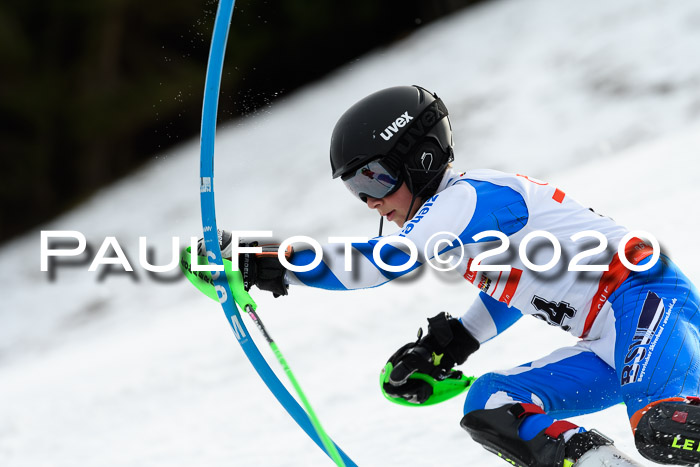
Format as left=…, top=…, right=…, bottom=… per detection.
left=454, top=179, right=529, bottom=243
left=291, top=249, right=348, bottom=290
left=479, top=292, right=523, bottom=335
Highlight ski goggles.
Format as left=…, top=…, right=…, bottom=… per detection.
left=341, top=158, right=402, bottom=202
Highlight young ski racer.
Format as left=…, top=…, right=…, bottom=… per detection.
left=203, top=86, right=700, bottom=466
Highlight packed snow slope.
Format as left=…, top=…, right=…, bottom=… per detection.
left=2, top=0, right=700, bottom=465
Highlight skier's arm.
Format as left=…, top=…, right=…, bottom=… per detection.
left=460, top=292, right=523, bottom=344
left=286, top=187, right=478, bottom=290
left=284, top=238, right=417, bottom=290
left=286, top=180, right=528, bottom=291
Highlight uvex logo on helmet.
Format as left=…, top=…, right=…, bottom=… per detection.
left=394, top=101, right=447, bottom=155
left=380, top=112, right=413, bottom=141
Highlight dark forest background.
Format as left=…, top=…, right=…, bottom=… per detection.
left=0, top=0, right=485, bottom=243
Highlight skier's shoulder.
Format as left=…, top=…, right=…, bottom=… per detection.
left=442, top=168, right=524, bottom=190
left=438, top=168, right=529, bottom=208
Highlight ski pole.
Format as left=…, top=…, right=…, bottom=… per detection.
left=245, top=305, right=346, bottom=467
left=181, top=249, right=352, bottom=465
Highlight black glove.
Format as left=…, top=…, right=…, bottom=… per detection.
left=197, top=230, right=293, bottom=298
left=239, top=241, right=292, bottom=297
left=383, top=312, right=480, bottom=404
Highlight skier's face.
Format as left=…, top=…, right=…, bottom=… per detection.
left=365, top=183, right=421, bottom=228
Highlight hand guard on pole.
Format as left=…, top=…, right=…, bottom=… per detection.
left=197, top=229, right=293, bottom=298
left=382, top=312, right=480, bottom=404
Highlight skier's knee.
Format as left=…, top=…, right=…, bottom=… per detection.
left=634, top=398, right=700, bottom=466
left=463, top=371, right=512, bottom=414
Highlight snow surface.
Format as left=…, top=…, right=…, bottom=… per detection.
left=2, top=0, right=700, bottom=465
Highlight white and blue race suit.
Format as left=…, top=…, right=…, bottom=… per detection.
left=286, top=168, right=700, bottom=439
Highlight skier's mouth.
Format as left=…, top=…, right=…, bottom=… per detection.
left=386, top=210, right=396, bottom=222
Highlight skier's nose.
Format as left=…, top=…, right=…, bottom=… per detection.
left=366, top=196, right=381, bottom=210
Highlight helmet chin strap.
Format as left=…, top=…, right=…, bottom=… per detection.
left=402, top=162, right=449, bottom=226
left=375, top=162, right=448, bottom=237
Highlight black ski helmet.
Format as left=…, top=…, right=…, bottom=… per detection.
left=330, top=85, right=454, bottom=199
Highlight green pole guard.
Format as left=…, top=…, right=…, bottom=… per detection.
left=380, top=362, right=476, bottom=407
left=180, top=247, right=256, bottom=312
